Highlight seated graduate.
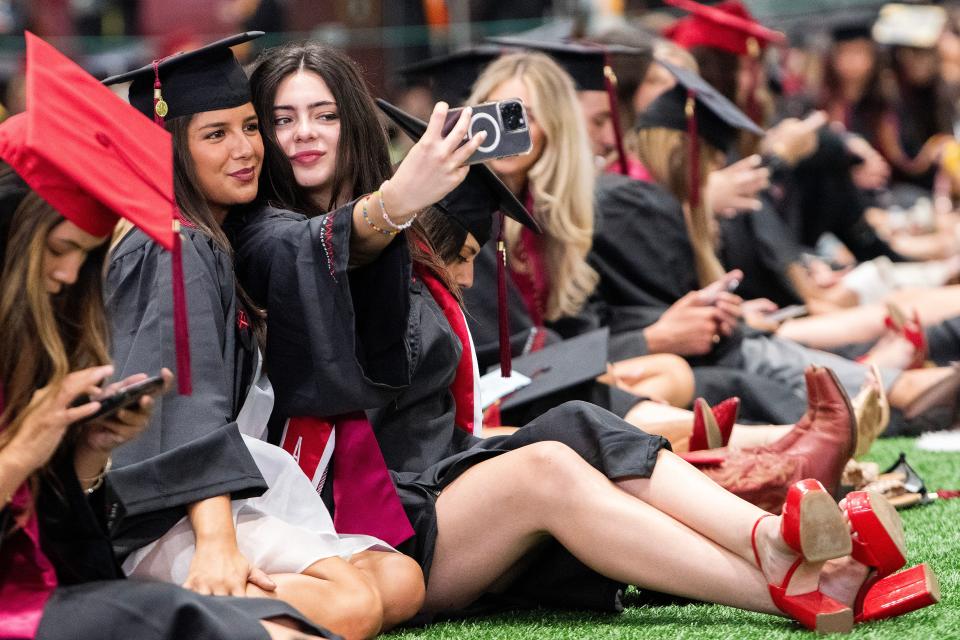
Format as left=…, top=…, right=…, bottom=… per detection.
left=371, top=99, right=935, bottom=633
left=595, top=57, right=960, bottom=432
left=101, top=33, right=423, bottom=639
left=0, top=32, right=333, bottom=640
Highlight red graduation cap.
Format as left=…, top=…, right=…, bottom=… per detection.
left=663, top=0, right=786, bottom=57
left=0, top=32, right=192, bottom=394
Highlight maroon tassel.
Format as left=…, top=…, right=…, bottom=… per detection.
left=686, top=90, right=700, bottom=209
left=152, top=59, right=167, bottom=127
left=497, top=212, right=511, bottom=377
left=171, top=220, right=192, bottom=395
left=603, top=64, right=629, bottom=176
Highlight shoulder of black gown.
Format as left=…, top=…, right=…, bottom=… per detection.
left=232, top=202, right=413, bottom=417
left=591, top=173, right=696, bottom=307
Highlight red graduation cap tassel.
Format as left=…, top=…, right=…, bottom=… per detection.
left=171, top=218, right=192, bottom=395
left=686, top=90, right=701, bottom=209
left=604, top=63, right=629, bottom=176
left=497, top=212, right=511, bottom=377
left=152, top=59, right=167, bottom=127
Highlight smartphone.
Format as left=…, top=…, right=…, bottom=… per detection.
left=764, top=304, right=808, bottom=324
left=441, top=98, right=533, bottom=164
left=699, top=273, right=741, bottom=305
left=72, top=375, right=166, bottom=425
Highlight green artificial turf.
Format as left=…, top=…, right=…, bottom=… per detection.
left=388, top=437, right=959, bottom=639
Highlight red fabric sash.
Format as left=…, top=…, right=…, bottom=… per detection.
left=281, top=413, right=413, bottom=547
left=0, top=388, right=58, bottom=639
left=415, top=265, right=476, bottom=434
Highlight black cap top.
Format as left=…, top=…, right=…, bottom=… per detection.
left=375, top=99, right=540, bottom=246
left=635, top=59, right=762, bottom=151
left=486, top=36, right=610, bottom=91
left=399, top=45, right=502, bottom=106
left=103, top=31, right=263, bottom=121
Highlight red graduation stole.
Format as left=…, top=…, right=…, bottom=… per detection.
left=280, top=413, right=413, bottom=547
left=415, top=265, right=477, bottom=435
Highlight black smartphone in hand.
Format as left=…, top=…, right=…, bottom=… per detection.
left=72, top=375, right=165, bottom=425
left=442, top=98, right=533, bottom=164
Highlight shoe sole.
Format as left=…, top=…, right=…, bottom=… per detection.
left=799, top=490, right=853, bottom=562
left=866, top=490, right=907, bottom=561
left=815, top=608, right=854, bottom=634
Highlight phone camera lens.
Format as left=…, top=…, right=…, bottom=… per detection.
left=499, top=101, right=526, bottom=132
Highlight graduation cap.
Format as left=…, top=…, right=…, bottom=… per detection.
left=872, top=3, right=947, bottom=49
left=102, top=31, right=263, bottom=125
left=376, top=98, right=540, bottom=376
left=663, top=0, right=786, bottom=123
left=486, top=35, right=649, bottom=176
left=0, top=33, right=192, bottom=394
left=636, top=59, right=762, bottom=208
left=399, top=45, right=502, bottom=106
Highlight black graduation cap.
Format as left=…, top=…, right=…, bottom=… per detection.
left=636, top=59, right=762, bottom=207
left=103, top=31, right=264, bottom=124
left=399, top=45, right=502, bottom=106
left=375, top=98, right=540, bottom=376
left=486, top=35, right=649, bottom=175
left=496, top=327, right=610, bottom=411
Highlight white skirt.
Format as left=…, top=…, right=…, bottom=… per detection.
left=123, top=436, right=393, bottom=583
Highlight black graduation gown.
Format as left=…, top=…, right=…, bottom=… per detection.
left=103, top=226, right=267, bottom=557
left=28, top=446, right=337, bottom=640
left=461, top=218, right=650, bottom=423
left=783, top=129, right=905, bottom=263
left=369, top=277, right=670, bottom=617
left=589, top=173, right=807, bottom=423
left=227, top=202, right=412, bottom=434
left=926, top=315, right=960, bottom=365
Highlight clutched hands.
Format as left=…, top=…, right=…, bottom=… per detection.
left=76, top=368, right=174, bottom=455
left=6, top=364, right=115, bottom=475
left=381, top=102, right=488, bottom=220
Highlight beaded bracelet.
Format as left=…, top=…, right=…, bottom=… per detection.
left=377, top=184, right=417, bottom=232
left=362, top=195, right=398, bottom=236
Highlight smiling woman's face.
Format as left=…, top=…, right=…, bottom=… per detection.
left=186, top=103, right=263, bottom=217
left=272, top=70, right=341, bottom=200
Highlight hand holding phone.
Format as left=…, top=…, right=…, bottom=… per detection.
left=697, top=270, right=743, bottom=305
left=72, top=374, right=166, bottom=425
left=441, top=98, right=533, bottom=165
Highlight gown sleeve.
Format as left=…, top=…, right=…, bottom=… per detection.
left=103, top=228, right=266, bottom=547
left=231, top=204, right=412, bottom=417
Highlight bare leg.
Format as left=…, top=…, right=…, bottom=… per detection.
left=888, top=366, right=955, bottom=409
left=726, top=424, right=793, bottom=448
left=623, top=401, right=791, bottom=451
left=246, top=557, right=383, bottom=640
left=260, top=619, right=330, bottom=640
left=599, top=354, right=695, bottom=407
left=348, top=550, right=425, bottom=631
left=424, top=443, right=783, bottom=616
left=777, top=304, right=887, bottom=349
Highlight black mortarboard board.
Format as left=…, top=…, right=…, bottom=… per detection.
left=376, top=98, right=539, bottom=376
left=833, top=24, right=874, bottom=43
left=375, top=98, right=539, bottom=239
left=637, top=59, right=761, bottom=208
left=486, top=35, right=650, bottom=175
left=399, top=45, right=502, bottom=106
left=103, top=32, right=263, bottom=123
left=636, top=58, right=762, bottom=152
left=495, top=328, right=610, bottom=410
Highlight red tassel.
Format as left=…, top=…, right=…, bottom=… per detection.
left=497, top=212, right=511, bottom=377
left=604, top=64, right=629, bottom=176
left=171, top=220, right=192, bottom=395
left=686, top=90, right=700, bottom=209
left=152, top=59, right=166, bottom=127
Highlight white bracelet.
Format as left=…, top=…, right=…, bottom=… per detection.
left=378, top=182, right=417, bottom=232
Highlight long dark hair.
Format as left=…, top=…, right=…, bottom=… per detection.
left=166, top=115, right=267, bottom=349
left=820, top=40, right=891, bottom=142
left=0, top=165, right=110, bottom=454
left=249, top=41, right=393, bottom=215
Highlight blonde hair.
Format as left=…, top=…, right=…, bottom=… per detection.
left=631, top=127, right=725, bottom=286
left=468, top=52, right=598, bottom=321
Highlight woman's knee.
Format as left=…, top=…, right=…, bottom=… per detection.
left=332, top=578, right=383, bottom=640
left=516, top=441, right=590, bottom=491
left=376, top=553, right=426, bottom=623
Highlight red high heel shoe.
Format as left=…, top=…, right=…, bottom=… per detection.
left=689, top=397, right=740, bottom=451
left=886, top=303, right=927, bottom=370
left=751, top=479, right=853, bottom=633
left=843, top=491, right=941, bottom=622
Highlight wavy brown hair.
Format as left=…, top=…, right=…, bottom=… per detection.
left=0, top=166, right=110, bottom=454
